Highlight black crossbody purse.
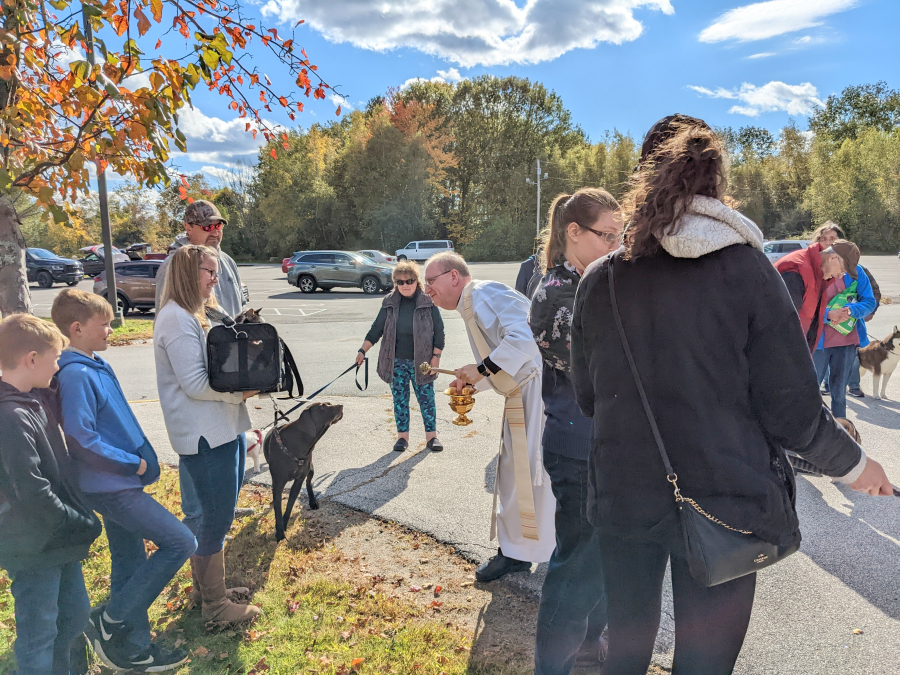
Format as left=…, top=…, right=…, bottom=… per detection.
left=607, top=256, right=799, bottom=587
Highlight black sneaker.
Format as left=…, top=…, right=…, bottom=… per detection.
left=393, top=438, right=408, bottom=452
left=84, top=606, right=130, bottom=671
left=124, top=643, right=190, bottom=673
left=426, top=438, right=444, bottom=452
left=849, top=387, right=865, bottom=398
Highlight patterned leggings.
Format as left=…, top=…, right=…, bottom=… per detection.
left=391, top=358, right=437, bottom=433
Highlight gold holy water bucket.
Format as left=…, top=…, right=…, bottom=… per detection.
left=419, top=363, right=477, bottom=426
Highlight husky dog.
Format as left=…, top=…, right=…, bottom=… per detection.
left=858, top=326, right=900, bottom=399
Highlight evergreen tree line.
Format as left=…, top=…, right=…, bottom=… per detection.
left=23, top=79, right=900, bottom=259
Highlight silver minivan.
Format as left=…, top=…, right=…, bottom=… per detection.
left=763, top=240, right=810, bottom=263
left=395, top=240, right=454, bottom=261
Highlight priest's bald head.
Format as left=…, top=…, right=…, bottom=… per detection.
left=424, top=252, right=471, bottom=310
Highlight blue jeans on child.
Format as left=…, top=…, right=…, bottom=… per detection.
left=391, top=359, right=436, bottom=433
left=814, top=345, right=857, bottom=418
left=180, top=436, right=244, bottom=556
left=9, top=561, right=90, bottom=675
left=534, top=451, right=608, bottom=675
left=85, top=489, right=196, bottom=650
left=179, top=433, right=247, bottom=536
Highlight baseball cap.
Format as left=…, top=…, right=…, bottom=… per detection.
left=829, top=240, right=859, bottom=279
left=184, top=200, right=227, bottom=227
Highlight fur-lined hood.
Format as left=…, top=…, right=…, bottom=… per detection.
left=661, top=196, right=764, bottom=259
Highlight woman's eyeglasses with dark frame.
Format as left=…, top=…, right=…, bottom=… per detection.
left=395, top=278, right=417, bottom=286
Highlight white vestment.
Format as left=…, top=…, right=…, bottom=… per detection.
left=457, top=280, right=556, bottom=563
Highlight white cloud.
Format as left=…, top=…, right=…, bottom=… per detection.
left=121, top=71, right=152, bottom=91
left=200, top=165, right=240, bottom=183
left=174, top=105, right=280, bottom=167
left=329, top=93, right=353, bottom=111
left=260, top=0, right=674, bottom=67
left=747, top=52, right=775, bottom=59
left=699, top=0, right=857, bottom=43
left=688, top=81, right=825, bottom=117
left=437, top=67, right=462, bottom=82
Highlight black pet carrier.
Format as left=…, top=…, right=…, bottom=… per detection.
left=206, top=310, right=303, bottom=397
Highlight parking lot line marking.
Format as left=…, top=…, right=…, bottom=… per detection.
left=128, top=398, right=159, bottom=404
left=271, top=308, right=282, bottom=315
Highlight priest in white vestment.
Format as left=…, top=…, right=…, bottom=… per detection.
left=424, top=251, right=556, bottom=580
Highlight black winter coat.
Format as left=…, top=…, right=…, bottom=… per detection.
left=571, top=245, right=862, bottom=548
left=0, top=382, right=101, bottom=572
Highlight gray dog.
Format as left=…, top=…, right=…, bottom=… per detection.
left=264, top=402, right=344, bottom=541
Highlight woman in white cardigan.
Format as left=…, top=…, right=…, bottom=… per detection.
left=153, top=244, right=260, bottom=625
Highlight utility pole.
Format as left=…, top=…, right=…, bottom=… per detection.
left=536, top=158, right=541, bottom=238
left=82, top=6, right=122, bottom=327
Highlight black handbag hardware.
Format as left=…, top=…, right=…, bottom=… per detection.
left=607, top=254, right=799, bottom=587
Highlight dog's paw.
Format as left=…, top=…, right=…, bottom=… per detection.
left=275, top=530, right=286, bottom=542
left=309, top=499, right=320, bottom=511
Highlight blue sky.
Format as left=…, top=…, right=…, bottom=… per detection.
left=138, top=0, right=899, bottom=181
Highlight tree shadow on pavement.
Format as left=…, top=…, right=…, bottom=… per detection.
left=847, top=398, right=900, bottom=430
left=796, top=477, right=900, bottom=620
left=466, top=582, right=538, bottom=674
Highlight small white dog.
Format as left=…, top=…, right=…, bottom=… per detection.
left=244, top=429, right=264, bottom=475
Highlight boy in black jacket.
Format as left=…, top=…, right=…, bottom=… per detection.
left=0, top=314, right=101, bottom=675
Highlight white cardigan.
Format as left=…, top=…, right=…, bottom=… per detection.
left=153, top=301, right=251, bottom=455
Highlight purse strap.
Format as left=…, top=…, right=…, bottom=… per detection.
left=607, top=255, right=683, bottom=499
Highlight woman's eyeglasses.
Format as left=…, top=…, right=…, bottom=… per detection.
left=584, top=228, right=623, bottom=245
left=395, top=278, right=417, bottom=286
left=200, top=267, right=219, bottom=280
left=194, top=221, right=224, bottom=232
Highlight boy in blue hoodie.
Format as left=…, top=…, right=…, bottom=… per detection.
left=0, top=313, right=102, bottom=675
left=52, top=289, right=196, bottom=673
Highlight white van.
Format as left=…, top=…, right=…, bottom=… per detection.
left=395, top=240, right=454, bottom=261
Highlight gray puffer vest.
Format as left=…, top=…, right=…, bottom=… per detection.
left=377, top=290, right=439, bottom=386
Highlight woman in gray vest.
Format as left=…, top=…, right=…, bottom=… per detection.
left=356, top=261, right=445, bottom=452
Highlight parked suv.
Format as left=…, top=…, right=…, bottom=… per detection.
left=763, top=240, right=810, bottom=263
left=77, top=245, right=129, bottom=276
left=395, top=240, right=454, bottom=261
left=26, top=248, right=83, bottom=288
left=93, top=260, right=162, bottom=315
left=287, top=251, right=393, bottom=294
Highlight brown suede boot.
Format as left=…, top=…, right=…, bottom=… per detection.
left=192, top=551, right=261, bottom=624
left=189, top=557, right=249, bottom=605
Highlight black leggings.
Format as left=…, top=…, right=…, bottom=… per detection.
left=599, top=532, right=757, bottom=675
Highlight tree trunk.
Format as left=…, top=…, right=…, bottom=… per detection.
left=0, top=194, right=33, bottom=316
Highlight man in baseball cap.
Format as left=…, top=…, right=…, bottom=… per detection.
left=814, top=238, right=876, bottom=417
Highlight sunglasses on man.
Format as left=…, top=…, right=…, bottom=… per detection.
left=191, top=221, right=224, bottom=232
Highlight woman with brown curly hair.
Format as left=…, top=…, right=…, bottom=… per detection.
left=570, top=115, right=892, bottom=674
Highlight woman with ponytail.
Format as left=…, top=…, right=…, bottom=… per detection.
left=529, top=188, right=621, bottom=674
left=570, top=116, right=892, bottom=673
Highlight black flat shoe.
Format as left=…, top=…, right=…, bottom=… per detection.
left=426, top=438, right=444, bottom=452
left=475, top=549, right=530, bottom=582
left=393, top=438, right=408, bottom=452
left=849, top=387, right=865, bottom=398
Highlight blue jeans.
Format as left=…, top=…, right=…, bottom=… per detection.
left=180, top=436, right=244, bottom=556
left=819, top=352, right=862, bottom=392
left=814, top=345, right=857, bottom=417
left=85, top=489, right=196, bottom=650
left=179, top=433, right=247, bottom=536
left=9, top=561, right=90, bottom=675
left=391, top=359, right=437, bottom=433
left=534, top=451, right=608, bottom=675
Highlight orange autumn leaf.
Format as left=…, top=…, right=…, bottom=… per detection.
left=335, top=105, right=341, bottom=116
left=134, top=6, right=151, bottom=36
left=270, top=149, right=277, bottom=158
left=351, top=657, right=365, bottom=669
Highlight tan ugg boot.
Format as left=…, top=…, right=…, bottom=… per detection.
left=192, top=551, right=261, bottom=624
left=189, top=557, right=248, bottom=605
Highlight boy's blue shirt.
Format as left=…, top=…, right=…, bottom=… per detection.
left=57, top=349, right=160, bottom=492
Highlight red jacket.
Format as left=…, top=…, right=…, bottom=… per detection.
left=775, top=243, right=827, bottom=352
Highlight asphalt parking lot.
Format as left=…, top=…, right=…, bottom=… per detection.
left=23, top=256, right=900, bottom=673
